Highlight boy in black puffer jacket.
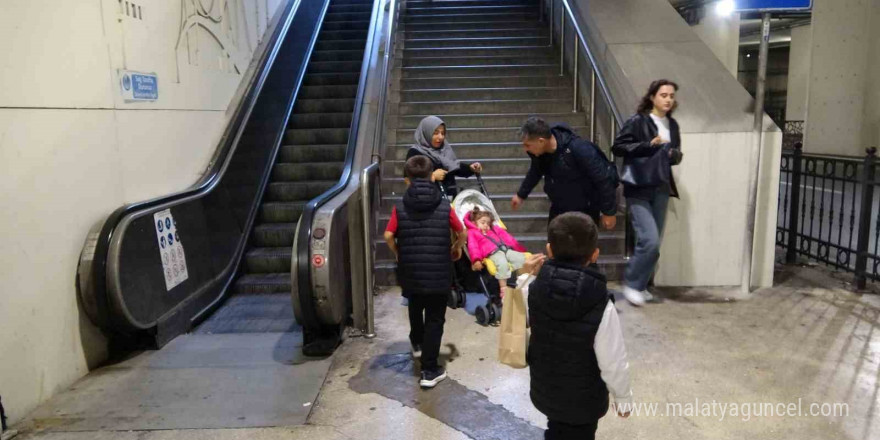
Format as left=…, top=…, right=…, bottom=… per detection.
left=527, top=212, right=633, bottom=439
left=384, top=155, right=466, bottom=389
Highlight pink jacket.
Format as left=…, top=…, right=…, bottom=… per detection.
left=465, top=212, right=527, bottom=261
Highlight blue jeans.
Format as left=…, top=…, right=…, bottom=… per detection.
left=625, top=189, right=670, bottom=291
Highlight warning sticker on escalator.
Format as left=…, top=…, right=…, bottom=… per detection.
left=153, top=209, right=189, bottom=291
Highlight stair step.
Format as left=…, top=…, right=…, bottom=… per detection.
left=404, top=29, right=546, bottom=40
left=384, top=175, right=541, bottom=196
left=400, top=75, right=569, bottom=89
left=278, top=144, right=347, bottom=162
left=245, top=247, right=292, bottom=273
left=386, top=157, right=530, bottom=176
left=233, top=273, right=292, bottom=295
left=401, top=64, right=557, bottom=78
left=404, top=46, right=553, bottom=59
left=266, top=180, right=337, bottom=202
left=405, top=5, right=538, bottom=16
left=402, top=13, right=539, bottom=24
left=399, top=99, right=572, bottom=115
left=272, top=161, right=344, bottom=182
left=404, top=36, right=551, bottom=49
left=402, top=55, right=556, bottom=68
left=395, top=126, right=588, bottom=143
left=401, top=87, right=570, bottom=102
left=252, top=223, right=297, bottom=247
left=402, top=20, right=543, bottom=32
left=397, top=113, right=586, bottom=130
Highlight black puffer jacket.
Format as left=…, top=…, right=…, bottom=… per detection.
left=528, top=260, right=611, bottom=424
left=611, top=113, right=683, bottom=199
left=395, top=179, right=452, bottom=296
left=517, top=124, right=617, bottom=220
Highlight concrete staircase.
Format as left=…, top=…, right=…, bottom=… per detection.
left=375, top=0, right=626, bottom=287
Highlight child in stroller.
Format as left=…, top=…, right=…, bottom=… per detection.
left=465, top=208, right=529, bottom=284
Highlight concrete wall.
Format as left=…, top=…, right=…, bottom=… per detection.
left=691, top=4, right=740, bottom=77
left=803, top=0, right=879, bottom=155
left=573, top=0, right=781, bottom=288
left=0, top=0, right=285, bottom=425
left=786, top=25, right=811, bottom=122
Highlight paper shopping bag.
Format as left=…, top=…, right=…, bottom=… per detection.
left=498, top=282, right=529, bottom=369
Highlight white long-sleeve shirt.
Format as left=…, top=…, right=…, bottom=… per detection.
left=594, top=301, right=633, bottom=406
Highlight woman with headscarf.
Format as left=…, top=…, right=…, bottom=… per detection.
left=407, top=116, right=482, bottom=197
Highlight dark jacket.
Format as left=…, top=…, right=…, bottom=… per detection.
left=528, top=260, right=611, bottom=424
left=611, top=113, right=683, bottom=200
left=406, top=147, right=474, bottom=197
left=395, top=178, right=453, bottom=296
left=517, top=125, right=617, bottom=219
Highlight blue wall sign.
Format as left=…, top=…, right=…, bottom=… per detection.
left=736, top=0, right=812, bottom=12
left=119, top=69, right=158, bottom=101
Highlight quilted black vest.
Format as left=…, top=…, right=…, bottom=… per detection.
left=528, top=261, right=611, bottom=424
left=396, top=179, right=452, bottom=296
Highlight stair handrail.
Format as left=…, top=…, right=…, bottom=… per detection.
left=293, top=0, right=393, bottom=330
left=549, top=0, right=625, bottom=141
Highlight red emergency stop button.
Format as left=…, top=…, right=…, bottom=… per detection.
left=312, top=254, right=325, bottom=267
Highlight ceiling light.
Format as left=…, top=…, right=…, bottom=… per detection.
left=716, top=0, right=735, bottom=17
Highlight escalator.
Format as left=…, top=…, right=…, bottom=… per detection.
left=76, top=0, right=397, bottom=354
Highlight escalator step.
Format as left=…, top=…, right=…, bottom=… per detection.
left=307, top=60, right=365, bottom=74
left=299, top=84, right=359, bottom=99
left=288, top=113, right=353, bottom=130
left=260, top=201, right=307, bottom=223
left=293, top=98, right=356, bottom=113
left=278, top=144, right=347, bottom=162
left=311, top=49, right=368, bottom=63
left=316, top=39, right=368, bottom=51
left=245, top=247, right=292, bottom=273
left=321, top=20, right=370, bottom=32
left=252, top=223, right=297, bottom=247
left=272, top=162, right=345, bottom=182
left=266, top=180, right=337, bottom=202
left=320, top=29, right=370, bottom=41
left=284, top=127, right=350, bottom=145
left=234, top=273, right=292, bottom=295
left=303, top=72, right=361, bottom=86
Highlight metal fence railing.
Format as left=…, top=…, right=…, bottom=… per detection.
left=777, top=143, right=880, bottom=289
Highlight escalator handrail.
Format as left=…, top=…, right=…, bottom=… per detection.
left=294, top=0, right=388, bottom=329
left=85, top=0, right=308, bottom=333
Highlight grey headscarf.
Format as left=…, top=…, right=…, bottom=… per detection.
left=411, top=116, right=460, bottom=171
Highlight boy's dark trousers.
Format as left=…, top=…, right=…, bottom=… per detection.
left=406, top=294, right=447, bottom=372
left=545, top=419, right=598, bottom=440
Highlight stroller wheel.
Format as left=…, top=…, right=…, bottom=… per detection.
left=475, top=304, right=489, bottom=326
left=490, top=303, right=502, bottom=324
left=447, top=290, right=459, bottom=309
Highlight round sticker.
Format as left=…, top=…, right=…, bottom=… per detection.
left=157, top=220, right=164, bottom=232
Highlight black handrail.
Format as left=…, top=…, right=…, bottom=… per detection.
left=294, top=0, right=386, bottom=329
left=80, top=0, right=318, bottom=337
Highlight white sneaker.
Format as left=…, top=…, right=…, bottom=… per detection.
left=642, top=290, right=654, bottom=302
left=622, top=286, right=646, bottom=306
left=411, top=343, right=422, bottom=359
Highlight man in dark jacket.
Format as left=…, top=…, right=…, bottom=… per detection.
left=384, top=155, right=466, bottom=388
left=526, top=213, right=633, bottom=439
left=511, top=117, right=618, bottom=229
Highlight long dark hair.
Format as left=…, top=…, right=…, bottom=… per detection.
left=637, top=79, right=679, bottom=115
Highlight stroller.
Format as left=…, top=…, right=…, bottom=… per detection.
left=440, top=174, right=512, bottom=326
